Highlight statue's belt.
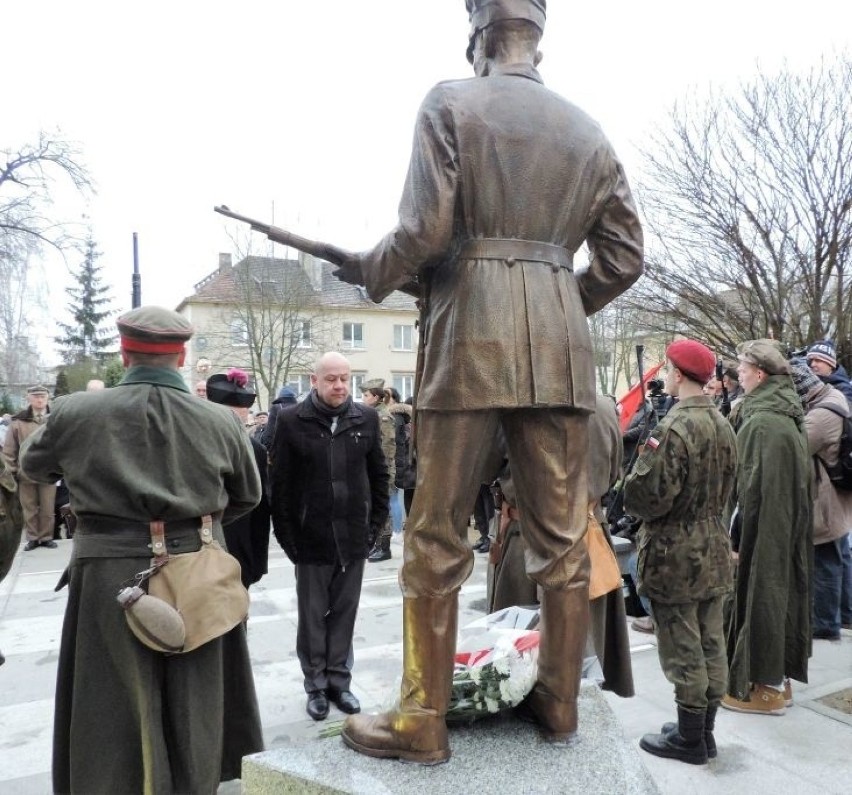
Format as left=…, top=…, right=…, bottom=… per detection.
left=458, top=238, right=573, bottom=272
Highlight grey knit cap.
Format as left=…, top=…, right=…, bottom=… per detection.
left=789, top=357, right=822, bottom=399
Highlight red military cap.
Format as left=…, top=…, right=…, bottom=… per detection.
left=666, top=339, right=716, bottom=385
left=117, top=306, right=193, bottom=355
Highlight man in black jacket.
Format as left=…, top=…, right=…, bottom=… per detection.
left=260, top=386, right=298, bottom=448
left=268, top=352, right=389, bottom=721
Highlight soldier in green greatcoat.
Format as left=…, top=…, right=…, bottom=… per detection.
left=624, top=340, right=737, bottom=766
left=20, top=306, right=263, bottom=794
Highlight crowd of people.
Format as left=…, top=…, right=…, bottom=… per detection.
left=614, top=336, right=852, bottom=765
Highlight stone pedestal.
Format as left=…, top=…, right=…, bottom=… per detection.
left=242, top=683, right=658, bottom=794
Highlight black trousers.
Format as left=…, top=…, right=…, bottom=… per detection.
left=295, top=559, right=365, bottom=693
left=473, top=483, right=495, bottom=539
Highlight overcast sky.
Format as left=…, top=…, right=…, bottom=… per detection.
left=4, top=0, right=850, bottom=361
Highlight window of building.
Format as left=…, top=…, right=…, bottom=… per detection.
left=342, top=322, right=364, bottom=349
left=230, top=317, right=249, bottom=346
left=392, top=373, right=415, bottom=401
left=351, top=372, right=367, bottom=396
left=393, top=324, right=414, bottom=351
left=290, top=374, right=312, bottom=398
left=294, top=320, right=312, bottom=348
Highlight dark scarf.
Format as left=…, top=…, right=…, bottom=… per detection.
left=310, top=390, right=352, bottom=418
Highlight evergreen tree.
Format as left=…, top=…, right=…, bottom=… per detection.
left=55, top=236, right=117, bottom=364
left=102, top=356, right=124, bottom=387
left=54, top=369, right=70, bottom=397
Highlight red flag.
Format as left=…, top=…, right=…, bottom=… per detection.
left=617, top=362, right=664, bottom=432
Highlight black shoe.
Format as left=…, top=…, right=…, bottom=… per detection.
left=477, top=538, right=491, bottom=554
left=328, top=688, right=361, bottom=714
left=472, top=537, right=485, bottom=551
left=23, top=540, right=39, bottom=551
left=0, top=649, right=4, bottom=666
left=813, top=629, right=841, bottom=641
left=368, top=547, right=391, bottom=562
left=40, top=540, right=58, bottom=549
left=640, top=707, right=708, bottom=765
left=306, top=690, right=329, bottom=721
left=661, top=704, right=717, bottom=758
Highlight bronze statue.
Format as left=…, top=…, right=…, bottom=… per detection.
left=223, top=0, right=643, bottom=764
left=335, top=0, right=643, bottom=764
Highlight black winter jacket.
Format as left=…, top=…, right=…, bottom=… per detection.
left=269, top=394, right=389, bottom=565
left=390, top=403, right=416, bottom=490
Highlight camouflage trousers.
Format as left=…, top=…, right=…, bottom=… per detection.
left=651, top=595, right=728, bottom=711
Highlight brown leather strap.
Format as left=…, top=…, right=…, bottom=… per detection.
left=149, top=520, right=167, bottom=558
left=458, top=238, right=573, bottom=272
left=150, top=515, right=213, bottom=557
left=498, top=502, right=521, bottom=537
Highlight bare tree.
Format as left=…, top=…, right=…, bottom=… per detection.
left=632, top=54, right=852, bottom=363
left=227, top=255, right=333, bottom=407
left=1, top=131, right=92, bottom=254
left=0, top=132, right=92, bottom=388
left=201, top=230, right=334, bottom=407
left=588, top=295, right=655, bottom=395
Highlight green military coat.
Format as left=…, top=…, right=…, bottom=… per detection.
left=727, top=375, right=812, bottom=698
left=20, top=366, right=263, bottom=794
left=624, top=395, right=737, bottom=605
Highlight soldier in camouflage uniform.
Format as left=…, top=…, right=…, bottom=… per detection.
left=624, top=339, right=737, bottom=766
left=361, top=379, right=397, bottom=561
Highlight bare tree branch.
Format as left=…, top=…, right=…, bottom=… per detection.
left=633, top=54, right=852, bottom=364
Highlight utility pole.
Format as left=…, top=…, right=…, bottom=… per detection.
left=132, top=232, right=141, bottom=309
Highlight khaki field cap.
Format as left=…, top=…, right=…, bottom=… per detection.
left=736, top=339, right=791, bottom=376
left=466, top=0, right=546, bottom=62
left=361, top=378, right=385, bottom=392
left=117, top=306, right=194, bottom=354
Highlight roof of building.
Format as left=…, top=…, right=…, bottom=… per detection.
left=177, top=256, right=417, bottom=312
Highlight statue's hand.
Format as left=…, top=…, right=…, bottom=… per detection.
left=333, top=255, right=365, bottom=287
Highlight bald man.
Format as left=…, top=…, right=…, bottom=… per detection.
left=268, top=352, right=389, bottom=721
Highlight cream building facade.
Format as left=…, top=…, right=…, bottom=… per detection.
left=175, top=253, right=419, bottom=409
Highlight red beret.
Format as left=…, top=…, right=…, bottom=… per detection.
left=666, top=339, right=716, bottom=384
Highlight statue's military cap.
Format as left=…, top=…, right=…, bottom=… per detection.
left=117, top=306, right=193, bottom=354
left=736, top=339, right=791, bottom=376
left=466, top=0, right=546, bottom=62
left=361, top=378, right=385, bottom=392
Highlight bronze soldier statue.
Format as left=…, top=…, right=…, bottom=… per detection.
left=336, top=0, right=644, bottom=763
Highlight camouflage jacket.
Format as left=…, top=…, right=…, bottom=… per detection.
left=624, top=395, right=737, bottom=604
left=376, top=403, right=396, bottom=486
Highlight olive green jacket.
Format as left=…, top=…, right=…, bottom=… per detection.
left=20, top=366, right=260, bottom=526
left=624, top=395, right=737, bottom=605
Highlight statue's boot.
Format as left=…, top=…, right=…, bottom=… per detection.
left=517, top=585, right=589, bottom=742
left=341, top=593, right=457, bottom=765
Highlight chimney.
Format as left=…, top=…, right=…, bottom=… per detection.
left=218, top=253, right=232, bottom=273
left=299, top=251, right=323, bottom=292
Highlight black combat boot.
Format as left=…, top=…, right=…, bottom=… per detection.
left=640, top=707, right=708, bottom=765
left=661, top=703, right=717, bottom=758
